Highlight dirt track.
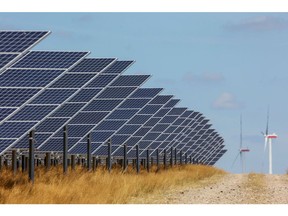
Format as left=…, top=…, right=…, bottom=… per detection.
left=130, top=174, right=288, bottom=204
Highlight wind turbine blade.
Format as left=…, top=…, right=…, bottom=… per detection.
left=231, top=152, right=240, bottom=168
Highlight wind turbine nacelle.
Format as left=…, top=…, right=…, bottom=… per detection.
left=240, top=148, right=250, bottom=152
left=267, top=133, right=278, bottom=139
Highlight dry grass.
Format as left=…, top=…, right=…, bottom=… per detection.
left=0, top=164, right=225, bottom=204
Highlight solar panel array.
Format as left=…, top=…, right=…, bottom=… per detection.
left=0, top=30, right=226, bottom=166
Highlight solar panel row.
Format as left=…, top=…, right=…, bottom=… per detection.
left=0, top=30, right=226, bottom=166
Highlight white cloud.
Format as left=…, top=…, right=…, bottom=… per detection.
left=212, top=92, right=242, bottom=109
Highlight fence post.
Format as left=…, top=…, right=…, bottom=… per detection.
left=87, top=134, right=91, bottom=171
left=63, top=126, right=68, bottom=174
left=29, top=130, right=35, bottom=183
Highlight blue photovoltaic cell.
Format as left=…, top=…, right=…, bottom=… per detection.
left=12, top=51, right=88, bottom=69
left=149, top=95, right=173, bottom=105
left=163, top=126, right=178, bottom=133
left=0, top=108, right=16, bottom=121
left=156, top=134, right=169, bottom=141
left=0, top=139, right=15, bottom=152
left=103, top=61, right=134, bottom=74
left=126, top=137, right=142, bottom=146
left=9, top=105, right=57, bottom=121
left=139, top=105, right=162, bottom=114
left=164, top=99, right=180, bottom=108
left=117, top=125, right=140, bottom=135
left=69, top=112, right=109, bottom=124
left=110, top=75, right=150, bottom=87
left=127, top=115, right=151, bottom=124
left=97, top=87, right=136, bottom=99
left=40, top=138, right=80, bottom=151
left=36, top=118, right=69, bottom=132
left=54, top=125, right=95, bottom=138
left=0, top=54, right=18, bottom=68
left=110, top=135, right=130, bottom=145
left=50, top=74, right=95, bottom=88
left=68, top=143, right=87, bottom=154
left=86, top=75, right=118, bottom=88
left=130, top=88, right=162, bottom=98
left=91, top=131, right=114, bottom=142
left=154, top=109, right=170, bottom=117
left=119, top=99, right=150, bottom=109
left=0, top=121, right=36, bottom=138
left=167, top=108, right=187, bottom=116
left=13, top=133, right=52, bottom=148
left=94, top=146, right=108, bottom=156
left=181, top=111, right=193, bottom=118
left=29, top=89, right=76, bottom=105
left=51, top=103, right=85, bottom=117
left=139, top=141, right=152, bottom=149
left=94, top=120, right=126, bottom=131
left=0, top=31, right=48, bottom=52
left=68, top=89, right=102, bottom=102
left=144, top=118, right=161, bottom=126
left=174, top=118, right=186, bottom=125
left=69, top=58, right=115, bottom=72
left=107, top=109, right=138, bottom=120
left=0, top=69, right=63, bottom=87
left=83, top=99, right=122, bottom=111
left=151, top=124, right=170, bottom=132
left=0, top=88, right=40, bottom=107
left=159, top=116, right=178, bottom=123
left=143, top=132, right=161, bottom=141
left=134, top=127, right=151, bottom=136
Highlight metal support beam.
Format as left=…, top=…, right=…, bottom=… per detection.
left=71, top=155, right=76, bottom=171
left=87, top=134, right=91, bottom=171
left=123, top=144, right=127, bottom=171
left=12, top=150, right=17, bottom=175
left=92, top=156, right=96, bottom=171
left=107, top=139, right=112, bottom=172
left=164, top=149, right=167, bottom=170
left=136, top=145, right=140, bottom=174
left=63, top=125, right=68, bottom=174
left=156, top=149, right=159, bottom=171
left=46, top=152, right=51, bottom=170
left=174, top=148, right=177, bottom=165
left=146, top=149, right=150, bottom=173
left=170, top=147, right=173, bottom=167
left=29, top=130, right=35, bottom=183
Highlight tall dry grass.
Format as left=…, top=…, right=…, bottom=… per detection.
left=0, top=164, right=225, bottom=204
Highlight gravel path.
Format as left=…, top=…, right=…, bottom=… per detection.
left=130, top=174, right=288, bottom=204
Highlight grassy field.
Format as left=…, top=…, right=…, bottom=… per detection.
left=0, top=164, right=225, bottom=204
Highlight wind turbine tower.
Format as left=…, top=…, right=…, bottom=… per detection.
left=262, top=109, right=277, bottom=175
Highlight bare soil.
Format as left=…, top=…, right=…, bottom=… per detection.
left=130, top=174, right=288, bottom=204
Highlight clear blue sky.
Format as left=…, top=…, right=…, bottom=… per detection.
left=1, top=12, right=288, bottom=174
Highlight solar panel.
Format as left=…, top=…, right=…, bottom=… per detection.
left=0, top=31, right=49, bottom=52
left=0, top=54, right=19, bottom=68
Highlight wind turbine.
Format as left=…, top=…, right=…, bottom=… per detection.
left=261, top=109, right=277, bottom=174
left=232, top=114, right=250, bottom=173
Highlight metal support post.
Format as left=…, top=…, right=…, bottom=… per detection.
left=107, top=139, right=112, bottom=172
left=156, top=149, right=159, bottom=171
left=92, top=156, right=96, bottom=171
left=146, top=149, right=150, bottom=173
left=170, top=147, right=173, bottom=167
left=180, top=150, right=183, bottom=165
left=87, top=134, right=91, bottom=171
left=71, top=155, right=76, bottom=170
left=29, top=130, right=35, bottom=183
left=174, top=148, right=177, bottom=165
left=12, top=150, right=17, bottom=175
left=164, top=149, right=167, bottom=170
left=63, top=125, right=68, bottom=174
left=123, top=144, right=127, bottom=171
left=136, top=145, right=140, bottom=174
